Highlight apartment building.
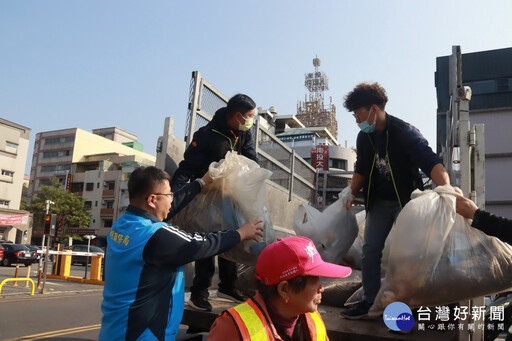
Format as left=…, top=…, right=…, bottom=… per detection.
left=28, top=127, right=155, bottom=241
left=0, top=118, right=31, bottom=243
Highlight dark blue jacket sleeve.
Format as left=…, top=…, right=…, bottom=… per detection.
left=170, top=129, right=209, bottom=191
left=472, top=209, right=512, bottom=245
left=400, top=124, right=442, bottom=178
left=354, top=132, right=366, bottom=175
left=166, top=181, right=201, bottom=220
left=142, top=227, right=241, bottom=269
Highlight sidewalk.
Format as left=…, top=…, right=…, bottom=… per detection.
left=0, top=262, right=104, bottom=298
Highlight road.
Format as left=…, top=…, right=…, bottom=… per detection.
left=0, top=292, right=102, bottom=340
left=0, top=262, right=104, bottom=340
left=0, top=262, right=198, bottom=340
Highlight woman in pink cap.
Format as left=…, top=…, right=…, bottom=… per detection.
left=208, top=236, right=352, bottom=341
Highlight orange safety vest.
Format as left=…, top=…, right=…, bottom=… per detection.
left=224, top=298, right=327, bottom=341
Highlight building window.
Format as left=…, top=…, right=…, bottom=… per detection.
left=85, top=182, right=94, bottom=191
left=45, top=136, right=75, bottom=145
left=70, top=182, right=84, bottom=192
left=106, top=181, right=115, bottom=190
left=329, top=159, right=347, bottom=170
left=43, top=150, right=71, bottom=158
left=84, top=201, right=92, bottom=209
left=103, top=219, right=113, bottom=228
left=0, top=199, right=9, bottom=208
left=95, top=201, right=98, bottom=207
left=122, top=172, right=131, bottom=181
left=40, top=164, right=71, bottom=172
left=106, top=201, right=114, bottom=209
left=5, top=141, right=18, bottom=153
left=97, top=183, right=100, bottom=189
left=1, top=170, right=14, bottom=178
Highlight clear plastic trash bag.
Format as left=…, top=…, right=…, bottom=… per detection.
left=369, top=185, right=512, bottom=315
left=170, top=151, right=276, bottom=265
left=293, top=194, right=359, bottom=265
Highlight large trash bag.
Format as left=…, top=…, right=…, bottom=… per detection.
left=369, top=185, right=512, bottom=315
left=339, top=210, right=366, bottom=270
left=293, top=196, right=358, bottom=265
left=170, top=151, right=276, bottom=266
left=321, top=270, right=362, bottom=308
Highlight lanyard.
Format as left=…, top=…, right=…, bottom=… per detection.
left=212, top=129, right=239, bottom=151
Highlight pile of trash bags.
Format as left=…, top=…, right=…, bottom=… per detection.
left=170, top=151, right=276, bottom=266
left=370, top=185, right=512, bottom=314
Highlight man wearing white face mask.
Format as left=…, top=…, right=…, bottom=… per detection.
left=171, top=93, right=258, bottom=313
left=339, top=83, right=450, bottom=319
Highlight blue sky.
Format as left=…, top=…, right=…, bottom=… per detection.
left=1, top=1, right=511, bottom=175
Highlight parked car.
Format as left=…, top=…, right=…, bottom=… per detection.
left=1, top=243, right=38, bottom=266
left=69, top=245, right=104, bottom=265
left=24, top=245, right=41, bottom=263
left=0, top=244, right=3, bottom=263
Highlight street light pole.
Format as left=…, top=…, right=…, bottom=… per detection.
left=83, top=234, right=96, bottom=279
left=39, top=200, right=54, bottom=292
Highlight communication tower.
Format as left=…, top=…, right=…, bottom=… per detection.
left=297, top=57, right=338, bottom=139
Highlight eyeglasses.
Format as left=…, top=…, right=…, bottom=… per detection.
left=352, top=113, right=360, bottom=121
left=148, top=193, right=174, bottom=200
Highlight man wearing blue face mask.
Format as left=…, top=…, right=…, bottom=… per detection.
left=339, top=83, right=450, bottom=319
left=170, top=93, right=258, bottom=313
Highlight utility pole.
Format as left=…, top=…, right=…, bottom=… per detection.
left=39, top=200, right=54, bottom=293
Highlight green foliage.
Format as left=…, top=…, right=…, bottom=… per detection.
left=26, top=178, right=92, bottom=231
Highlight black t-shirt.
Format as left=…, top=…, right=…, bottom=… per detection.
left=370, top=130, right=397, bottom=201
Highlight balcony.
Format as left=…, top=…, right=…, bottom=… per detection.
left=102, top=189, right=115, bottom=197
left=100, top=208, right=114, bottom=216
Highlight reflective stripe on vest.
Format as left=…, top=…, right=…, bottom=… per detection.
left=305, top=311, right=327, bottom=341
left=229, top=299, right=274, bottom=340
left=227, top=299, right=326, bottom=340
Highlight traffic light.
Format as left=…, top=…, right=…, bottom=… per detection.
left=43, top=214, right=51, bottom=235
left=43, top=214, right=57, bottom=236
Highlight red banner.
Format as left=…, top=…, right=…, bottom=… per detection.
left=0, top=214, right=29, bottom=226
left=65, top=173, right=73, bottom=193
left=311, top=145, right=329, bottom=170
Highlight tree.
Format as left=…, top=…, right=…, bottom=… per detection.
left=27, top=178, right=92, bottom=235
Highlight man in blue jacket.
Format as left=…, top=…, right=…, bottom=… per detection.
left=339, top=83, right=450, bottom=319
left=99, top=166, right=263, bottom=340
left=170, top=93, right=258, bottom=312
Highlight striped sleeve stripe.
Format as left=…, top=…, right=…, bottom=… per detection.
left=161, top=225, right=205, bottom=242
left=161, top=225, right=192, bottom=242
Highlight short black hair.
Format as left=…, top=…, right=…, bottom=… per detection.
left=343, top=82, right=388, bottom=112
left=257, top=275, right=309, bottom=300
left=226, top=93, right=256, bottom=118
left=128, top=166, right=171, bottom=201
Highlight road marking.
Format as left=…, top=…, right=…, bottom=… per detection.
left=0, top=292, right=102, bottom=303
left=3, top=324, right=101, bottom=341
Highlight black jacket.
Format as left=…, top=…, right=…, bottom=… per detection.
left=472, top=209, right=512, bottom=245
left=355, top=113, right=442, bottom=211
left=170, top=107, right=258, bottom=191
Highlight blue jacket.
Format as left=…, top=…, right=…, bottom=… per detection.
left=99, top=205, right=240, bottom=341
left=355, top=113, right=443, bottom=210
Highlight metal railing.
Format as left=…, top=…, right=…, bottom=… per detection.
left=184, top=71, right=316, bottom=203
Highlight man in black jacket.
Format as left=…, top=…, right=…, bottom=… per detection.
left=456, top=195, right=512, bottom=244
left=339, top=83, right=451, bottom=319
left=170, top=93, right=258, bottom=311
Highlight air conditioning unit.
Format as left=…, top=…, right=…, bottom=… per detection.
left=103, top=182, right=108, bottom=188
left=101, top=200, right=106, bottom=205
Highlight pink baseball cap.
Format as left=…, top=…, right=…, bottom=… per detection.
left=255, top=236, right=352, bottom=285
